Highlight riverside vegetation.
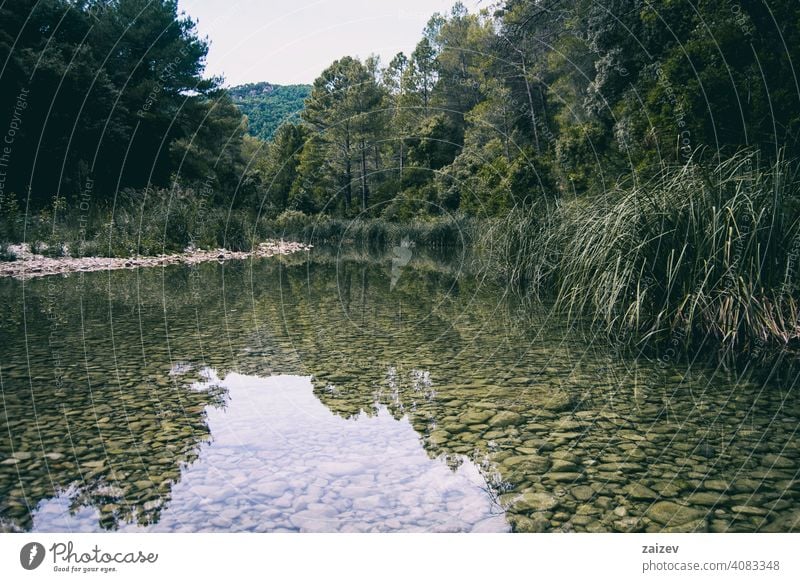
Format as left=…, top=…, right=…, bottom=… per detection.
left=1, top=0, right=800, bottom=535
left=2, top=1, right=799, bottom=362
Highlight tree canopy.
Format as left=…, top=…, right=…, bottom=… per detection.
left=229, top=82, right=311, bottom=141
left=251, top=0, right=800, bottom=218
left=3, top=0, right=799, bottom=220
left=0, top=0, right=250, bottom=210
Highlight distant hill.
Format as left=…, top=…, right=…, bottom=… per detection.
left=228, top=82, right=311, bottom=141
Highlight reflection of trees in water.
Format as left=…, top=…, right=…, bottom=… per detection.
left=3, top=254, right=796, bottom=532
left=265, top=257, right=800, bottom=533
left=0, top=268, right=238, bottom=532
left=0, top=255, right=532, bottom=531
left=266, top=261, right=470, bottom=420
left=0, top=359, right=228, bottom=531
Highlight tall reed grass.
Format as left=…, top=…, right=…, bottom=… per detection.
left=477, top=151, right=800, bottom=355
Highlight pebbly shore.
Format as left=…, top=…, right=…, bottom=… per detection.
left=0, top=241, right=312, bottom=279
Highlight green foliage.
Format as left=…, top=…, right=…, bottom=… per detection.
left=4, top=0, right=799, bottom=223
left=302, top=56, right=387, bottom=214
left=0, top=186, right=265, bottom=258
left=229, top=82, right=312, bottom=140
left=0, top=242, right=17, bottom=262
left=3, top=0, right=800, bottom=364
left=406, top=114, right=463, bottom=172
left=273, top=209, right=312, bottom=234
left=0, top=194, right=22, bottom=241
left=477, top=151, right=800, bottom=355
left=291, top=216, right=474, bottom=250
left=243, top=123, right=310, bottom=215
left=0, top=0, right=250, bottom=209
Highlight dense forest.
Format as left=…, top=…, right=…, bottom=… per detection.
left=253, top=0, right=800, bottom=217
left=2, top=0, right=798, bottom=215
left=1, top=0, right=799, bottom=356
left=229, top=82, right=311, bottom=141
left=0, top=0, right=253, bottom=210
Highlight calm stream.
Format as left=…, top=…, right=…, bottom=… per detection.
left=1, top=248, right=798, bottom=532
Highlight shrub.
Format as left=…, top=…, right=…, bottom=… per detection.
left=0, top=242, right=17, bottom=262
left=273, top=209, right=311, bottom=236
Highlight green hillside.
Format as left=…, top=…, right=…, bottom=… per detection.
left=229, top=82, right=311, bottom=141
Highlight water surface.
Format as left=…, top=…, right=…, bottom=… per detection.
left=1, top=248, right=798, bottom=532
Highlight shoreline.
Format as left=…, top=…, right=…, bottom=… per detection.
left=0, top=240, right=312, bottom=279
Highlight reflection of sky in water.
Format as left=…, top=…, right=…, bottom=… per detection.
left=31, top=374, right=508, bottom=532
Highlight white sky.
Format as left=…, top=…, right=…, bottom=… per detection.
left=178, top=0, right=486, bottom=86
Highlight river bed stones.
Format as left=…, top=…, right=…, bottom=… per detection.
left=596, top=462, right=642, bottom=473
left=761, top=453, right=794, bottom=469
left=551, top=459, right=580, bottom=472
left=0, top=241, right=313, bottom=279
left=508, top=513, right=551, bottom=532
left=624, top=483, right=660, bottom=501
left=646, top=501, right=707, bottom=525
left=541, top=391, right=577, bottom=412
left=651, top=480, right=688, bottom=497
left=488, top=411, right=522, bottom=428
left=545, top=472, right=586, bottom=483
left=3, top=252, right=800, bottom=533
left=444, top=423, right=468, bottom=435
left=660, top=518, right=707, bottom=533
left=569, top=485, right=595, bottom=502
left=701, top=479, right=731, bottom=492
left=502, top=454, right=551, bottom=472
left=686, top=492, right=726, bottom=506
left=510, top=491, right=560, bottom=512
left=428, top=430, right=451, bottom=446
left=458, top=410, right=494, bottom=425
left=761, top=510, right=800, bottom=532
left=732, top=505, right=769, bottom=516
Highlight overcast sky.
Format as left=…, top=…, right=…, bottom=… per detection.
left=178, top=0, right=486, bottom=86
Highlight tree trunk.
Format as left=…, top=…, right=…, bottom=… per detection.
left=360, top=140, right=369, bottom=211
left=344, top=135, right=352, bottom=212
left=344, top=160, right=352, bottom=212
left=521, top=55, right=541, bottom=154
left=399, top=135, right=405, bottom=182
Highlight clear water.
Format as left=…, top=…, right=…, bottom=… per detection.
left=0, top=248, right=798, bottom=532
